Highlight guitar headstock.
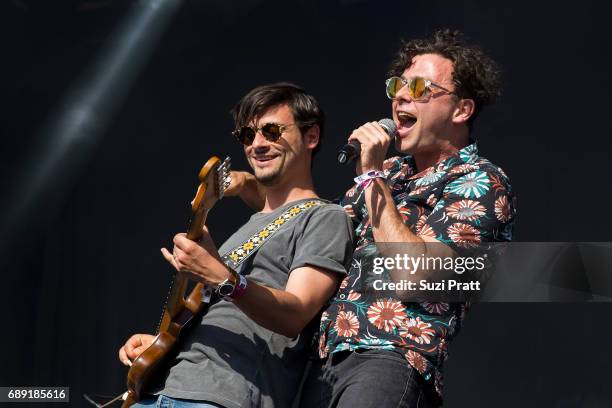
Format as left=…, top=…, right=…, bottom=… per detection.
left=215, top=156, right=232, bottom=200
left=191, top=156, right=231, bottom=214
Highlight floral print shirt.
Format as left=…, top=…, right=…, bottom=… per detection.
left=318, top=143, right=516, bottom=398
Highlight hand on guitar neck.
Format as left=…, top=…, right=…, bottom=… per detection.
left=116, top=156, right=232, bottom=408
left=160, top=226, right=233, bottom=287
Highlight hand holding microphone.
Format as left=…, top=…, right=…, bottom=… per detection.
left=337, top=118, right=398, bottom=173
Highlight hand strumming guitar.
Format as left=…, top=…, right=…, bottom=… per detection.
left=118, top=334, right=155, bottom=366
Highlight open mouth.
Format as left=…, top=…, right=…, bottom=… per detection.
left=396, top=111, right=417, bottom=130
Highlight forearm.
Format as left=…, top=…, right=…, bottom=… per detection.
left=365, top=178, right=424, bottom=246
left=232, top=171, right=265, bottom=211
left=364, top=179, right=455, bottom=298
left=232, top=280, right=315, bottom=338
left=168, top=229, right=338, bottom=337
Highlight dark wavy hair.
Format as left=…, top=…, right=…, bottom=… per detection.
left=388, top=29, right=501, bottom=129
left=231, top=82, right=325, bottom=157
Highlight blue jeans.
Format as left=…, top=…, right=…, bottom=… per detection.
left=132, top=395, right=224, bottom=408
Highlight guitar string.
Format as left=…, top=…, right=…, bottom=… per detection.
left=115, top=158, right=230, bottom=407
left=82, top=159, right=232, bottom=407
left=153, top=158, right=229, bottom=333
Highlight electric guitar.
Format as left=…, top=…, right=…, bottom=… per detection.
left=122, top=156, right=231, bottom=407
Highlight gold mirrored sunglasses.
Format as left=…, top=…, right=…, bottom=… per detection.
left=385, top=76, right=454, bottom=101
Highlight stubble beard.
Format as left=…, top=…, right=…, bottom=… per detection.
left=255, top=169, right=281, bottom=186
left=251, top=157, right=284, bottom=187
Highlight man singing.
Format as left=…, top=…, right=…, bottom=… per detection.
left=118, top=83, right=353, bottom=408
left=231, top=29, right=516, bottom=407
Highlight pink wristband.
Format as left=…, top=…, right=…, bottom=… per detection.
left=226, top=274, right=248, bottom=301
left=354, top=170, right=386, bottom=190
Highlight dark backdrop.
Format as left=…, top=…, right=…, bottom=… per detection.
left=1, top=1, right=611, bottom=407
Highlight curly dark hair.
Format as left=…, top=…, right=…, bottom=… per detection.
left=231, top=82, right=325, bottom=157
left=388, top=29, right=501, bottom=129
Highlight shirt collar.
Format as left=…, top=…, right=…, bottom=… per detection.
left=401, top=142, right=479, bottom=181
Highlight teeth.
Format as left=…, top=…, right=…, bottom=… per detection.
left=397, top=112, right=415, bottom=120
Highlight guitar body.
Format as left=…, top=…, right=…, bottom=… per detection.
left=121, top=156, right=230, bottom=407
left=123, top=331, right=176, bottom=406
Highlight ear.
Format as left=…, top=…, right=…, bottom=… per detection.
left=303, top=124, right=320, bottom=151
left=452, top=98, right=475, bottom=125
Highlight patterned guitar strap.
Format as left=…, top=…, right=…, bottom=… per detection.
left=84, top=201, right=326, bottom=408
left=200, top=199, right=325, bottom=302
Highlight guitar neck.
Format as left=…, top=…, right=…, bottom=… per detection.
left=128, top=156, right=229, bottom=407
left=160, top=198, right=213, bottom=327
left=186, top=205, right=210, bottom=241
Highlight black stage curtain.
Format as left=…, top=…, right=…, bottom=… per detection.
left=1, top=1, right=611, bottom=406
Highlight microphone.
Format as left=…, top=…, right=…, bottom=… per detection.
left=336, top=118, right=398, bottom=164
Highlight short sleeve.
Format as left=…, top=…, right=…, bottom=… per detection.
left=290, top=205, right=354, bottom=275
left=420, top=170, right=516, bottom=248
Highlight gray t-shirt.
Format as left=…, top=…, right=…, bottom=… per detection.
left=157, top=199, right=354, bottom=408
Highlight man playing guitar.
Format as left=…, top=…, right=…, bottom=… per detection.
left=118, top=83, right=353, bottom=408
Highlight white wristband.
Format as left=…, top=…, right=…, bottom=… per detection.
left=354, top=170, right=386, bottom=190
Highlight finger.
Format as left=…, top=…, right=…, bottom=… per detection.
left=354, top=126, right=389, bottom=152
left=173, top=247, right=191, bottom=272
left=348, top=133, right=376, bottom=153
left=161, top=247, right=174, bottom=262
left=133, top=345, right=149, bottom=356
left=347, top=133, right=370, bottom=152
left=349, top=123, right=382, bottom=145
left=173, top=233, right=185, bottom=246
left=161, top=247, right=180, bottom=270
left=124, top=335, right=141, bottom=355
left=118, top=346, right=130, bottom=366
left=120, top=335, right=140, bottom=364
left=173, top=233, right=193, bottom=251
left=365, top=122, right=391, bottom=144
left=120, top=350, right=133, bottom=366
left=173, top=246, right=187, bottom=261
left=360, top=122, right=387, bottom=141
